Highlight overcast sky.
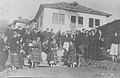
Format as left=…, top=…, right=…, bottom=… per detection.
left=0, top=0, right=120, bottom=23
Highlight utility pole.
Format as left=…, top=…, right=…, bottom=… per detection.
left=0, top=7, right=8, bottom=32
left=0, top=7, right=8, bottom=20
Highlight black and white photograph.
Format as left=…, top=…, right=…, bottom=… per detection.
left=0, top=0, right=120, bottom=78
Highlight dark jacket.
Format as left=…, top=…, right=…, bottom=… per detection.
left=42, top=31, right=51, bottom=40
left=29, top=31, right=37, bottom=40
left=37, top=31, right=44, bottom=43
left=10, top=36, right=21, bottom=52
left=112, top=35, right=120, bottom=44
left=74, top=33, right=86, bottom=46
left=0, top=38, right=8, bottom=72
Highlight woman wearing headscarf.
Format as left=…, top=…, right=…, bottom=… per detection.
left=46, top=39, right=58, bottom=66
left=29, top=39, right=42, bottom=67
left=110, top=33, right=120, bottom=62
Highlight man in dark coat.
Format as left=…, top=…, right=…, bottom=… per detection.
left=42, top=28, right=53, bottom=45
left=19, top=28, right=26, bottom=38
left=22, top=31, right=31, bottom=55
left=0, top=35, right=9, bottom=72
left=61, top=34, right=70, bottom=45
left=37, top=30, right=44, bottom=44
left=29, top=30, right=37, bottom=41
left=10, top=32, right=21, bottom=53
left=74, top=31, right=81, bottom=54
left=75, top=29, right=86, bottom=54
left=89, top=29, right=100, bottom=60
left=42, top=28, right=51, bottom=41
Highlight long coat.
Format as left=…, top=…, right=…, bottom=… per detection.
left=74, top=33, right=85, bottom=54
left=88, top=31, right=100, bottom=60
left=0, top=38, right=8, bottom=72
left=10, top=36, right=20, bottom=53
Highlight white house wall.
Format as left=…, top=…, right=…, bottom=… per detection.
left=42, top=8, right=70, bottom=33
left=40, top=7, right=108, bottom=32
left=77, top=12, right=107, bottom=30
left=15, top=23, right=25, bottom=29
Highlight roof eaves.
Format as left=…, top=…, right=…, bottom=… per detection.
left=42, top=2, right=112, bottom=17
left=78, top=5, right=112, bottom=17
left=34, top=5, right=44, bottom=22
left=34, top=2, right=112, bottom=21
left=44, top=6, right=112, bottom=17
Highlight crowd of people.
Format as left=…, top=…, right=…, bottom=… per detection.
left=0, top=26, right=119, bottom=71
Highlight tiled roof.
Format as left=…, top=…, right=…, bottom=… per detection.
left=33, top=2, right=112, bottom=22
left=12, top=18, right=30, bottom=25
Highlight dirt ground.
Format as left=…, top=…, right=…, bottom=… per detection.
left=2, top=67, right=120, bottom=78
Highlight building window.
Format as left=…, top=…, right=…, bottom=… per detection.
left=52, top=13, right=65, bottom=25
left=59, top=14, right=65, bottom=25
left=71, top=16, right=76, bottom=23
left=52, top=13, right=58, bottom=24
left=89, top=18, right=94, bottom=27
left=95, top=19, right=100, bottom=26
left=78, top=16, right=83, bottom=25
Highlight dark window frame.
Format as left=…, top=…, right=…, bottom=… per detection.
left=71, top=16, right=76, bottom=23
left=89, top=18, right=94, bottom=27
left=95, top=19, right=100, bottom=26
left=78, top=16, right=83, bottom=25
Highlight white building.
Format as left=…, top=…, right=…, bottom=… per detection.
left=33, top=1, right=111, bottom=32
left=12, top=17, right=30, bottom=29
